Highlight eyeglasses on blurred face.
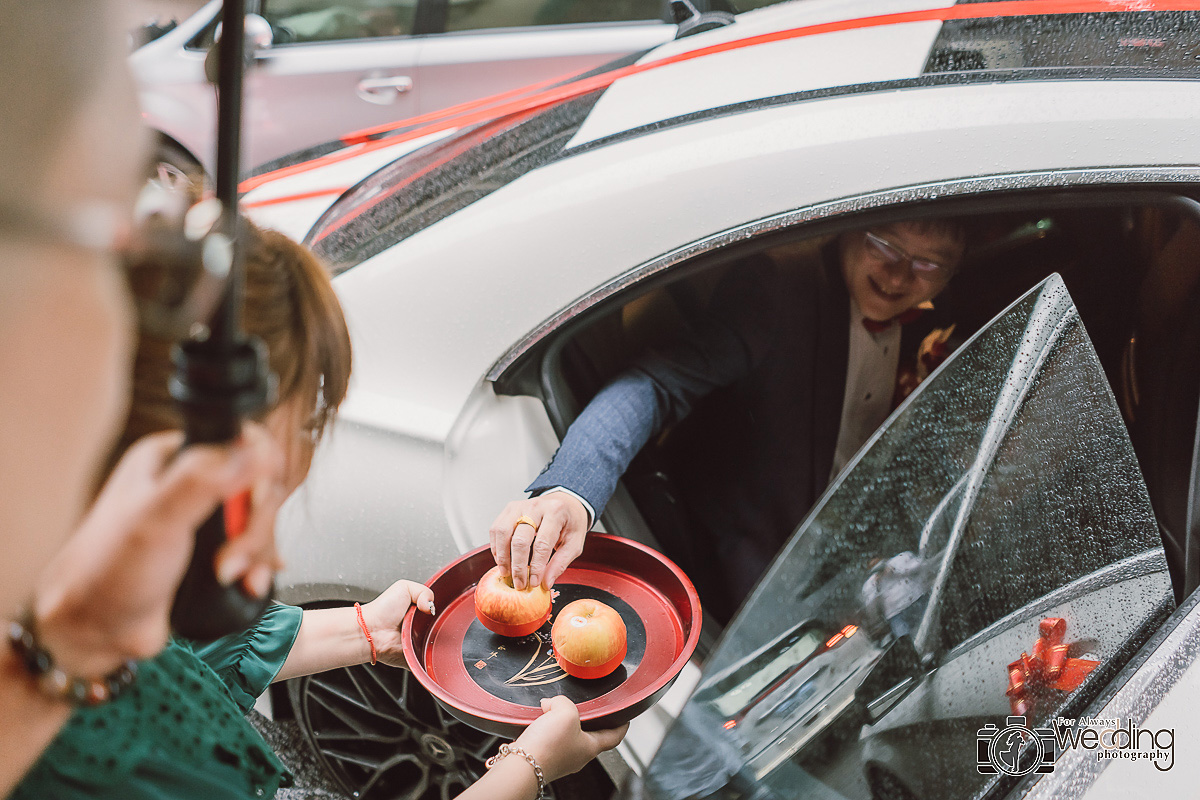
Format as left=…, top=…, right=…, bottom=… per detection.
left=863, top=230, right=952, bottom=280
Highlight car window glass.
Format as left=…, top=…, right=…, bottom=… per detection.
left=443, top=0, right=665, bottom=32
left=731, top=0, right=788, bottom=10
left=307, top=85, right=611, bottom=272
left=925, top=11, right=1200, bottom=76
left=639, top=275, right=1169, bottom=800
left=260, top=0, right=418, bottom=43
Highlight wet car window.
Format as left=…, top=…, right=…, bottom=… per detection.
left=261, top=0, right=418, bottom=42
left=639, top=275, right=1170, bottom=800
left=306, top=88, right=606, bottom=273
left=443, top=0, right=666, bottom=31
left=925, top=11, right=1200, bottom=77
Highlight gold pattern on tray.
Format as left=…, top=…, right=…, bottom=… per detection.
left=504, top=631, right=567, bottom=687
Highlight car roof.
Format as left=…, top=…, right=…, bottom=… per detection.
left=568, top=0, right=1200, bottom=148
left=568, top=0, right=947, bottom=147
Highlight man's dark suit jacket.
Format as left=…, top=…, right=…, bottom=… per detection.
left=529, top=242, right=932, bottom=619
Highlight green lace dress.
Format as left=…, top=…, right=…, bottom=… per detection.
left=11, top=604, right=303, bottom=800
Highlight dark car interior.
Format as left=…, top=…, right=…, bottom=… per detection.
left=509, top=189, right=1200, bottom=623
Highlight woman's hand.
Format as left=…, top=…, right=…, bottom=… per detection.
left=33, top=425, right=286, bottom=677
left=513, top=696, right=628, bottom=783
left=362, top=579, right=435, bottom=668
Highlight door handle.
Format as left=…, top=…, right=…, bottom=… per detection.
left=356, top=75, right=413, bottom=105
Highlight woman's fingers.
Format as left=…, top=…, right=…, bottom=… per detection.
left=587, top=722, right=629, bottom=753
left=404, top=580, right=436, bottom=615
left=209, top=424, right=287, bottom=591
left=32, top=426, right=286, bottom=674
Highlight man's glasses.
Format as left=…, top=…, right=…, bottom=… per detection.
left=863, top=230, right=950, bottom=278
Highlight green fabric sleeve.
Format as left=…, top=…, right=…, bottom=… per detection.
left=192, top=603, right=304, bottom=713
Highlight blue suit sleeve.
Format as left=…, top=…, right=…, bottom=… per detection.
left=528, top=258, right=779, bottom=517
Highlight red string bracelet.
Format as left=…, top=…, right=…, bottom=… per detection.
left=354, top=602, right=377, bottom=666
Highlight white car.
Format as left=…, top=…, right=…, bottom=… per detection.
left=131, top=0, right=759, bottom=175
left=242, top=1, right=1200, bottom=797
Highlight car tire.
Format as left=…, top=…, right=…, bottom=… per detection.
left=288, top=662, right=614, bottom=800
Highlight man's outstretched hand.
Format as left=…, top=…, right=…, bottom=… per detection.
left=488, top=493, right=589, bottom=590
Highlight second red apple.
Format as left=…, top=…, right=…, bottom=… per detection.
left=551, top=599, right=627, bottom=679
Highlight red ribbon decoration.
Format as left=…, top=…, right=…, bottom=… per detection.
left=1005, top=618, right=1100, bottom=716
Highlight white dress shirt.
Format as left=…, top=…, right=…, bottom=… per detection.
left=830, top=299, right=901, bottom=480
left=541, top=485, right=597, bottom=528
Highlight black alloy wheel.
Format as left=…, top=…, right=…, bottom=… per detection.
left=289, top=663, right=502, bottom=800
left=289, top=662, right=616, bottom=800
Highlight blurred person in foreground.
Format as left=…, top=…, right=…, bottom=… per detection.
left=3, top=1, right=296, bottom=792
left=11, top=219, right=626, bottom=800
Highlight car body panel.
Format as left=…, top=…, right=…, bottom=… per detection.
left=568, top=0, right=951, bottom=147
left=415, top=23, right=674, bottom=114
left=1022, top=585, right=1200, bottom=798
left=243, top=37, right=423, bottom=168
left=131, top=1, right=223, bottom=167
left=266, top=74, right=1200, bottom=597
left=326, top=80, right=1200, bottom=455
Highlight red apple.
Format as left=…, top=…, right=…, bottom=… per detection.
left=551, top=599, right=627, bottom=679
left=474, top=566, right=553, bottom=637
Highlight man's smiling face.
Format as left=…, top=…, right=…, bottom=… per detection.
left=840, top=221, right=964, bottom=323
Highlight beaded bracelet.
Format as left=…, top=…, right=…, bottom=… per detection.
left=354, top=602, right=377, bottom=665
left=486, top=743, right=546, bottom=800
left=6, top=613, right=138, bottom=707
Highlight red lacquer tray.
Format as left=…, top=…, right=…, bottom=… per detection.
left=401, top=534, right=702, bottom=737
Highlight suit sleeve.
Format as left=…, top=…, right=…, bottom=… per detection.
left=527, top=256, right=781, bottom=517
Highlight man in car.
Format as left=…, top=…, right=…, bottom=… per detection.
left=490, top=219, right=969, bottom=620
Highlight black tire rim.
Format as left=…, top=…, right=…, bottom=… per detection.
left=290, top=663, right=508, bottom=800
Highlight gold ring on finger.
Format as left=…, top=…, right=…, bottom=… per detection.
left=514, top=515, right=538, bottom=532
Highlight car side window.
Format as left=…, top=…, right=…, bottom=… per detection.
left=640, top=274, right=1170, bottom=800
left=443, top=0, right=666, bottom=32
left=261, top=0, right=418, bottom=43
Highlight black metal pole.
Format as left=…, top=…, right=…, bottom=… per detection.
left=211, top=0, right=244, bottom=348
left=214, top=0, right=245, bottom=220
left=169, top=0, right=274, bottom=641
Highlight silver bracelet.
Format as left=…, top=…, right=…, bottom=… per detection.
left=486, top=742, right=546, bottom=799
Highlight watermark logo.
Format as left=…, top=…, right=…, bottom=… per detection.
left=975, top=716, right=1176, bottom=775
left=1053, top=717, right=1174, bottom=772
left=977, top=716, right=1055, bottom=776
